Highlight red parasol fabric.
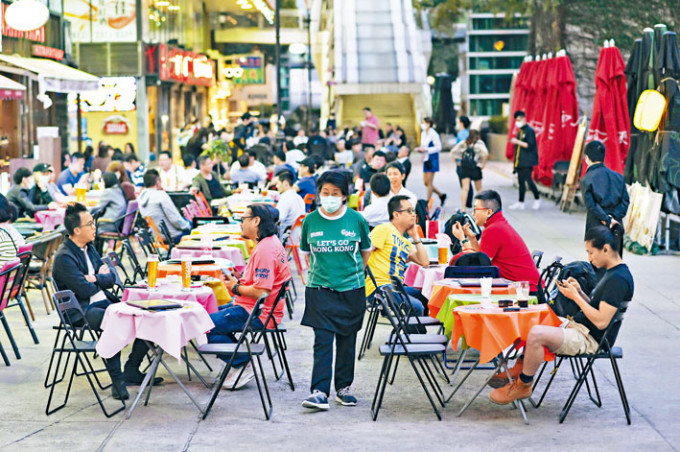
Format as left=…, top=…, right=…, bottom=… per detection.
left=506, top=61, right=533, bottom=159
left=587, top=46, right=630, bottom=174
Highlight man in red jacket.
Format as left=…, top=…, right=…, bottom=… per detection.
left=451, top=190, right=540, bottom=293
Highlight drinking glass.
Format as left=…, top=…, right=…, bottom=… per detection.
left=147, top=254, right=158, bottom=289
left=181, top=256, right=192, bottom=291
left=480, top=277, right=492, bottom=307
left=516, top=281, right=530, bottom=307
left=200, top=235, right=213, bottom=258
left=438, top=246, right=448, bottom=265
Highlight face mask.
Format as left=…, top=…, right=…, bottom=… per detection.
left=25, top=178, right=35, bottom=190
left=38, top=175, right=50, bottom=188
left=515, top=120, right=525, bottom=128
left=320, top=195, right=343, bottom=213
left=421, top=123, right=428, bottom=130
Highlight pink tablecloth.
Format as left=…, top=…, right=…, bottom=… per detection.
left=35, top=209, right=65, bottom=232
left=171, top=246, right=246, bottom=270
left=96, top=302, right=214, bottom=360
left=122, top=282, right=219, bottom=314
left=403, top=263, right=447, bottom=298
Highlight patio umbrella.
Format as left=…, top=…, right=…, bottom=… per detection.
left=431, top=74, right=455, bottom=135
left=635, top=28, right=657, bottom=186
left=623, top=39, right=642, bottom=182
left=588, top=45, right=630, bottom=174
left=506, top=60, right=534, bottom=159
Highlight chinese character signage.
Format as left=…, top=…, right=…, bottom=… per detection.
left=158, top=44, right=215, bottom=86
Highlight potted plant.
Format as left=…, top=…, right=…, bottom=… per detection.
left=201, top=138, right=231, bottom=181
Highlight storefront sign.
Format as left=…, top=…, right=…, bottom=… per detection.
left=33, top=45, right=65, bottom=61
left=75, top=77, right=137, bottom=112
left=0, top=3, right=46, bottom=43
left=102, top=114, right=130, bottom=135
left=223, top=54, right=264, bottom=85
left=63, top=0, right=137, bottom=43
left=158, top=44, right=215, bottom=86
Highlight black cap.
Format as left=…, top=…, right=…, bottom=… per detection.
left=33, top=163, right=53, bottom=173
left=299, top=157, right=317, bottom=170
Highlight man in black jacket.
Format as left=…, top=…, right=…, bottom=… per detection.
left=580, top=140, right=630, bottom=238
left=7, top=167, right=55, bottom=218
left=53, top=203, right=162, bottom=400
left=509, top=111, right=541, bottom=211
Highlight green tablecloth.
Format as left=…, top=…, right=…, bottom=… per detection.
left=438, top=293, right=538, bottom=338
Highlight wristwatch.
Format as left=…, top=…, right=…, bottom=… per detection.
left=231, top=283, right=241, bottom=296
left=461, top=238, right=470, bottom=245
left=413, top=239, right=422, bottom=245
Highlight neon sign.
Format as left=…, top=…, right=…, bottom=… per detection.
left=159, top=44, right=215, bottom=86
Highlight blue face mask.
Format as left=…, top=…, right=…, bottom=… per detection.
left=320, top=195, right=343, bottom=213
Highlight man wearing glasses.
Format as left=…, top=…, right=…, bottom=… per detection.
left=451, top=190, right=540, bottom=297
left=365, top=195, right=430, bottom=315
left=53, top=203, right=162, bottom=402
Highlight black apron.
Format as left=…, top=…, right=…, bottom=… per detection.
left=301, top=286, right=366, bottom=336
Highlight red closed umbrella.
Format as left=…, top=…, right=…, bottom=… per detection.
left=506, top=60, right=533, bottom=159
left=587, top=46, right=630, bottom=174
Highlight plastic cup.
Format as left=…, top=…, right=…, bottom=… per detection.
left=480, top=277, right=492, bottom=304
left=147, top=254, right=158, bottom=289
left=181, top=256, right=192, bottom=290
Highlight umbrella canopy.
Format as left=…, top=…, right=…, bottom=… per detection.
left=506, top=60, right=533, bottom=159
left=432, top=74, right=455, bottom=135
left=587, top=46, right=630, bottom=174
left=623, top=39, right=642, bottom=182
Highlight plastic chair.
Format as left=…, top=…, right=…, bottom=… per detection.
left=303, top=194, right=315, bottom=213
left=195, top=192, right=213, bottom=217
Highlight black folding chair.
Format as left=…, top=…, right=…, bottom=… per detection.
left=260, top=281, right=295, bottom=390
left=538, top=256, right=563, bottom=303
left=45, top=291, right=125, bottom=417
left=7, top=248, right=39, bottom=344
left=198, top=293, right=272, bottom=420
left=121, top=241, right=146, bottom=283
left=531, top=300, right=631, bottom=424
left=0, top=262, right=22, bottom=366
left=158, top=219, right=176, bottom=257
left=371, top=287, right=447, bottom=421
left=443, top=265, right=500, bottom=279
left=101, top=256, right=126, bottom=297
left=358, top=267, right=382, bottom=360
left=531, top=250, right=544, bottom=269
left=390, top=275, right=443, bottom=332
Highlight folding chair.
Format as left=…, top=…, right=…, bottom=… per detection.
left=121, top=241, right=146, bottom=283
left=260, top=281, right=295, bottom=390
left=389, top=275, right=443, bottom=332
left=538, top=256, right=563, bottom=303
left=0, top=262, right=22, bottom=366
left=358, top=267, right=382, bottom=360
left=371, top=287, right=447, bottom=421
left=531, top=301, right=631, bottom=424
left=97, top=200, right=139, bottom=254
left=6, top=246, right=39, bottom=344
left=145, top=216, right=170, bottom=256
left=443, top=265, right=500, bottom=279
left=198, top=293, right=272, bottom=420
left=101, top=256, right=127, bottom=297
left=46, top=291, right=125, bottom=417
left=283, top=214, right=307, bottom=287
left=531, top=250, right=544, bottom=269
left=25, top=230, right=64, bottom=314
left=303, top=193, right=316, bottom=212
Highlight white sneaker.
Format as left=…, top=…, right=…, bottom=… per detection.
left=222, top=362, right=254, bottom=390
left=509, top=202, right=525, bottom=210
left=532, top=199, right=541, bottom=210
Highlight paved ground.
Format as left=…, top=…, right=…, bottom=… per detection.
left=1, top=156, right=678, bottom=452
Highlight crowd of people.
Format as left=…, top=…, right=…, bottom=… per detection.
left=0, top=106, right=634, bottom=414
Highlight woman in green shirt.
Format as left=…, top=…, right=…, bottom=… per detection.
left=300, top=170, right=372, bottom=411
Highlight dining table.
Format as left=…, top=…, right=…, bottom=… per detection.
left=35, top=209, right=66, bottom=232
left=171, top=245, right=246, bottom=270
left=427, top=278, right=516, bottom=319
left=122, top=281, right=219, bottom=314
left=403, top=263, right=447, bottom=299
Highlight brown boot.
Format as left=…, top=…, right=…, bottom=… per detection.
left=488, top=360, right=523, bottom=388
left=488, top=379, right=533, bottom=405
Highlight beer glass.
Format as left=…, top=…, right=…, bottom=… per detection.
left=181, top=256, right=192, bottom=290
left=147, top=254, right=158, bottom=289
left=516, top=281, right=530, bottom=308
left=438, top=245, right=448, bottom=265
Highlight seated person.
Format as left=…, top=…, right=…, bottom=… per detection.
left=230, top=149, right=267, bottom=182
left=444, top=210, right=482, bottom=265
left=272, top=150, right=297, bottom=181
left=453, top=251, right=492, bottom=267
left=53, top=204, right=163, bottom=401
left=123, top=153, right=146, bottom=188
left=181, top=153, right=200, bottom=189
left=385, top=161, right=417, bottom=207
left=0, top=195, right=24, bottom=265
left=7, top=168, right=56, bottom=218
left=190, top=155, right=227, bottom=203
left=451, top=190, right=540, bottom=296
left=488, top=224, right=633, bottom=404
left=285, top=140, right=306, bottom=171
left=208, top=204, right=291, bottom=389
left=139, top=169, right=191, bottom=244
left=158, top=150, right=187, bottom=191
left=92, top=172, right=127, bottom=234
left=106, top=161, right=137, bottom=202
left=31, top=163, right=64, bottom=206
left=365, top=195, right=429, bottom=315
left=334, top=139, right=353, bottom=167
left=57, top=152, right=86, bottom=195
left=295, top=157, right=318, bottom=202
left=397, top=145, right=412, bottom=186
left=230, top=154, right=264, bottom=185
left=361, top=173, right=391, bottom=228
left=275, top=171, right=305, bottom=232
left=359, top=149, right=387, bottom=189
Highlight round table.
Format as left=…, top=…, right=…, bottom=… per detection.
left=427, top=279, right=516, bottom=319
left=403, top=264, right=446, bottom=298
left=171, top=246, right=246, bottom=270
left=122, top=282, right=219, bottom=314
left=451, top=304, right=561, bottom=364
left=35, top=209, right=65, bottom=232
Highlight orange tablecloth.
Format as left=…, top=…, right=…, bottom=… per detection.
left=428, top=279, right=515, bottom=318
left=157, top=263, right=224, bottom=279
left=451, top=304, right=561, bottom=364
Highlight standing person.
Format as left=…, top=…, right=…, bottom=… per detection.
left=360, top=107, right=380, bottom=149
left=455, top=116, right=474, bottom=208
left=450, top=129, right=489, bottom=212
left=123, top=153, right=146, bottom=188
left=300, top=171, right=372, bottom=411
left=415, top=117, right=446, bottom=206
left=158, top=151, right=186, bottom=191
left=57, top=152, right=86, bottom=195
left=509, top=110, right=541, bottom=210
left=580, top=140, right=630, bottom=238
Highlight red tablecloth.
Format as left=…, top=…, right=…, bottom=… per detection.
left=122, top=282, right=218, bottom=314
left=451, top=304, right=562, bottom=363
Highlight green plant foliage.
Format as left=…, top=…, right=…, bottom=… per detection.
left=201, top=139, right=231, bottom=165
left=488, top=116, right=508, bottom=134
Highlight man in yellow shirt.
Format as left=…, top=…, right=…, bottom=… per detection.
left=366, top=195, right=429, bottom=314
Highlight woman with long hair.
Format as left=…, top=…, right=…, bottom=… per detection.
left=106, top=161, right=136, bottom=201
left=450, top=129, right=489, bottom=211
left=414, top=117, right=446, bottom=206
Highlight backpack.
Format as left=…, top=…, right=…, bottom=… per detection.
left=461, top=146, right=477, bottom=170
left=547, top=261, right=597, bottom=318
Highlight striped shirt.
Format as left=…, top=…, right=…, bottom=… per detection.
left=0, top=226, right=20, bottom=267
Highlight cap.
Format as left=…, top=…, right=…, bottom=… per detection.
left=299, top=157, right=317, bottom=170
left=33, top=163, right=53, bottom=173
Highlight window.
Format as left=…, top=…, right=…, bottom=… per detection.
left=469, top=34, right=528, bottom=52
left=469, top=99, right=507, bottom=117
left=470, top=74, right=513, bottom=95
left=472, top=17, right=529, bottom=30
left=469, top=56, right=524, bottom=70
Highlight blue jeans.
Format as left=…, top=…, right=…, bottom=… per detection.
left=173, top=228, right=192, bottom=244
left=371, top=284, right=425, bottom=316
left=207, top=305, right=264, bottom=368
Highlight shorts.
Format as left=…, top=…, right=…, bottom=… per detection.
left=423, top=153, right=440, bottom=173
left=458, top=165, right=482, bottom=181
left=554, top=321, right=599, bottom=356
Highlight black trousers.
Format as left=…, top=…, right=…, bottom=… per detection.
left=311, top=327, right=357, bottom=396
left=517, top=167, right=539, bottom=202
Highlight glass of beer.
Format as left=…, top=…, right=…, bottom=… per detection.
left=76, top=187, right=86, bottom=202
left=516, top=281, right=530, bottom=308
left=147, top=254, right=158, bottom=289
left=438, top=245, right=448, bottom=265
left=181, top=256, right=192, bottom=291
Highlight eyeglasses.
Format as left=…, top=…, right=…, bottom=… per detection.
left=396, top=208, right=415, bottom=214
left=241, top=216, right=254, bottom=221
left=78, top=221, right=96, bottom=229
left=473, top=207, right=491, bottom=212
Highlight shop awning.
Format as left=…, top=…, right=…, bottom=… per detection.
left=0, top=55, right=99, bottom=94
left=0, top=74, right=25, bottom=100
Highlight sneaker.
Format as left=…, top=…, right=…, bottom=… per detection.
left=532, top=199, right=541, bottom=210
left=508, top=202, right=525, bottom=210
left=488, top=360, right=523, bottom=388
left=223, top=363, right=254, bottom=390
left=335, top=386, right=357, bottom=406
left=488, top=379, right=533, bottom=405
left=302, top=390, right=330, bottom=410
left=439, top=193, right=447, bottom=207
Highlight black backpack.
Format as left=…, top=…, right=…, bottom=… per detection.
left=461, top=146, right=477, bottom=170
left=547, top=261, right=598, bottom=318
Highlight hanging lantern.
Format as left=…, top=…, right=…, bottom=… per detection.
left=633, top=89, right=667, bottom=132
left=4, top=0, right=50, bottom=32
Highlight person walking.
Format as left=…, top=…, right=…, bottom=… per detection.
left=300, top=170, right=372, bottom=411
left=509, top=111, right=541, bottom=210
left=450, top=129, right=488, bottom=212
left=580, top=140, right=630, bottom=238
left=415, top=117, right=446, bottom=206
